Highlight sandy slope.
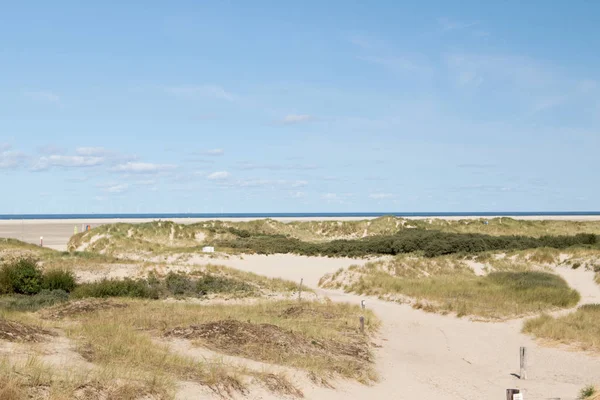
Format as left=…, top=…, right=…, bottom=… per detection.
left=197, top=254, right=600, bottom=400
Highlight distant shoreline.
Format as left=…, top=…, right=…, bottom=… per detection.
left=1, top=211, right=600, bottom=222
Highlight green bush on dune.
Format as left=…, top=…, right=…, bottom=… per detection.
left=217, top=229, right=598, bottom=258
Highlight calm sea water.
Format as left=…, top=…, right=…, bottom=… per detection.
left=0, top=212, right=599, bottom=220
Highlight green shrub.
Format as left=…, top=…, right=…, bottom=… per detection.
left=0, top=258, right=43, bottom=295
left=580, top=384, right=596, bottom=399
left=164, top=272, right=194, bottom=295
left=42, top=269, right=77, bottom=292
left=196, top=274, right=254, bottom=295
left=572, top=262, right=581, bottom=269
left=72, top=278, right=159, bottom=299
left=0, top=289, right=69, bottom=312
left=216, top=229, right=599, bottom=258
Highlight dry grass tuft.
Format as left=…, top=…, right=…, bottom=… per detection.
left=255, top=373, right=304, bottom=398
left=523, top=304, right=600, bottom=352
left=41, top=299, right=128, bottom=320
left=322, top=257, right=580, bottom=319
left=66, top=299, right=378, bottom=385
left=0, top=318, right=52, bottom=342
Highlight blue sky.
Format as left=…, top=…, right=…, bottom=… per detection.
left=1, top=1, right=599, bottom=213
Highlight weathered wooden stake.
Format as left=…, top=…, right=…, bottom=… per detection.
left=520, top=346, right=527, bottom=380
left=359, top=316, right=365, bottom=334
left=298, top=278, right=303, bottom=302
left=40, top=236, right=43, bottom=247
left=506, top=389, right=520, bottom=400
left=361, top=300, right=366, bottom=310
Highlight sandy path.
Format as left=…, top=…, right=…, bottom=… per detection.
left=211, top=256, right=600, bottom=400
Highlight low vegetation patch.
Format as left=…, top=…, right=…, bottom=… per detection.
left=70, top=300, right=379, bottom=384
left=0, top=258, right=76, bottom=295
left=323, top=262, right=580, bottom=318
left=41, top=298, right=128, bottom=320
left=0, top=318, right=51, bottom=342
left=0, top=289, right=69, bottom=312
left=580, top=385, right=598, bottom=399
left=523, top=304, right=600, bottom=352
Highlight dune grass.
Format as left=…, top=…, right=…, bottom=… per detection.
left=65, top=299, right=379, bottom=384
left=0, top=355, right=173, bottom=400
left=323, top=258, right=580, bottom=318
left=523, top=304, right=600, bottom=352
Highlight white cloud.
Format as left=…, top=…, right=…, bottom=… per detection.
left=369, top=193, right=394, bottom=199
left=0, top=149, right=26, bottom=169
left=135, top=179, right=156, bottom=186
left=0, top=143, right=10, bottom=151
left=290, top=180, right=308, bottom=188
left=111, top=162, right=176, bottom=173
left=214, top=178, right=308, bottom=190
left=281, top=114, right=314, bottom=124
left=165, top=85, right=236, bottom=101
left=203, top=149, right=224, bottom=156
left=207, top=171, right=230, bottom=180
left=236, top=162, right=318, bottom=171
left=290, top=191, right=305, bottom=198
left=76, top=147, right=108, bottom=156
left=322, top=193, right=338, bottom=200
left=23, top=90, right=61, bottom=104
left=105, top=184, right=129, bottom=193
left=32, top=155, right=104, bottom=171
left=38, top=145, right=66, bottom=155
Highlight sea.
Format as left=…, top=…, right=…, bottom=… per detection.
left=0, top=212, right=599, bottom=220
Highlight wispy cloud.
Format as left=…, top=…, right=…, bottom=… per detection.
left=200, top=149, right=225, bottom=156
left=23, top=90, right=61, bottom=104
left=290, top=191, right=306, bottom=198
left=207, top=171, right=231, bottom=180
left=38, top=145, right=66, bottom=155
left=111, top=162, right=176, bottom=173
left=105, top=183, right=129, bottom=194
left=457, top=163, right=496, bottom=169
left=76, top=147, right=108, bottom=156
left=236, top=162, right=318, bottom=171
left=280, top=114, right=314, bottom=125
left=369, top=193, right=394, bottom=199
left=214, top=177, right=308, bottom=190
left=445, top=53, right=553, bottom=89
left=165, top=85, right=236, bottom=101
left=32, top=155, right=104, bottom=171
left=0, top=148, right=26, bottom=169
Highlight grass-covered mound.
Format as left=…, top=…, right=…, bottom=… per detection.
left=523, top=304, right=600, bottom=352
left=322, top=262, right=580, bottom=319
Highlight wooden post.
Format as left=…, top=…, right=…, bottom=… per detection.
left=298, top=278, right=303, bottom=302
left=40, top=236, right=43, bottom=247
left=520, top=346, right=527, bottom=380
left=361, top=300, right=366, bottom=310
left=506, top=389, right=520, bottom=400
left=359, top=316, right=365, bottom=334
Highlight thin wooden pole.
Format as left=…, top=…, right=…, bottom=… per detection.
left=506, top=389, right=520, bottom=400
left=298, top=278, right=303, bottom=302
left=359, top=316, right=365, bottom=334
left=520, top=347, right=527, bottom=380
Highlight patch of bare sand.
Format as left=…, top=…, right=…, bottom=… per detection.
left=200, top=253, right=600, bottom=400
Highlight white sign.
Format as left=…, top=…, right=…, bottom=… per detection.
left=513, top=393, right=523, bottom=400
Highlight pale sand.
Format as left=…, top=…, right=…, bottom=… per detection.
left=184, top=253, right=600, bottom=400
left=2, top=215, right=600, bottom=251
